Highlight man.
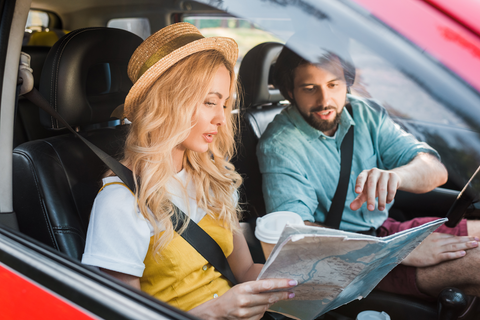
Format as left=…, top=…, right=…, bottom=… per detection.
left=257, top=44, right=480, bottom=299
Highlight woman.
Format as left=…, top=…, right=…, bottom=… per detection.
left=82, top=22, right=296, bottom=319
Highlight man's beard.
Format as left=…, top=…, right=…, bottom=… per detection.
left=301, top=106, right=343, bottom=133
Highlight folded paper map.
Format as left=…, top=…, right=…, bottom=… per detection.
left=257, top=218, right=447, bottom=320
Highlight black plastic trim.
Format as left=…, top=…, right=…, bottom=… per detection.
left=0, top=211, right=19, bottom=230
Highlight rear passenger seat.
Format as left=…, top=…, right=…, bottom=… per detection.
left=14, top=45, right=67, bottom=148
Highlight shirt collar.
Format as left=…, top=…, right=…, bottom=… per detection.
left=285, top=101, right=355, bottom=142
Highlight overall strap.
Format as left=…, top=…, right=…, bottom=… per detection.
left=324, top=103, right=354, bottom=229
left=171, top=209, right=238, bottom=285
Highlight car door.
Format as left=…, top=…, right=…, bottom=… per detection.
left=0, top=1, right=192, bottom=319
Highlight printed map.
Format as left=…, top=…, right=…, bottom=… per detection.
left=257, top=218, right=447, bottom=320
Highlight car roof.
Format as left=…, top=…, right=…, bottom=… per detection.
left=423, top=0, right=480, bottom=37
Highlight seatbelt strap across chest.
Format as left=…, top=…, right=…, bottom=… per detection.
left=324, top=103, right=354, bottom=229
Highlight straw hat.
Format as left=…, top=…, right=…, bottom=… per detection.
left=122, top=22, right=238, bottom=120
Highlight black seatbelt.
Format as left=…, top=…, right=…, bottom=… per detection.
left=171, top=208, right=237, bottom=285
left=324, top=103, right=354, bottom=229
left=23, top=87, right=238, bottom=286
left=23, top=88, right=137, bottom=193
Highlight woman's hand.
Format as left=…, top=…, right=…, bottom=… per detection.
left=189, top=278, right=297, bottom=320
left=402, top=233, right=479, bottom=267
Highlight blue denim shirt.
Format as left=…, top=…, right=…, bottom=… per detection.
left=257, top=95, right=439, bottom=232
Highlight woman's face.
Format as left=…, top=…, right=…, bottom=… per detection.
left=179, top=64, right=231, bottom=154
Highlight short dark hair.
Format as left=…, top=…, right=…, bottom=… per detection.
left=273, top=46, right=309, bottom=104
left=273, top=46, right=355, bottom=104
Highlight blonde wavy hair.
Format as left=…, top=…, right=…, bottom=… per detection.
left=122, top=50, right=242, bottom=254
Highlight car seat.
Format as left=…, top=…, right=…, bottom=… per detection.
left=234, top=42, right=287, bottom=222
left=233, top=42, right=287, bottom=264
left=235, top=42, right=479, bottom=320
left=12, top=27, right=142, bottom=260
left=26, top=28, right=68, bottom=47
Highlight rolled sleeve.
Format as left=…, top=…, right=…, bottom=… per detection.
left=376, top=108, right=440, bottom=170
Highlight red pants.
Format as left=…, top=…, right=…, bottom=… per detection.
left=375, top=217, right=468, bottom=299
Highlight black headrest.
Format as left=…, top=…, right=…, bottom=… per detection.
left=21, top=46, right=51, bottom=89
left=39, top=27, right=143, bottom=129
left=238, top=42, right=284, bottom=109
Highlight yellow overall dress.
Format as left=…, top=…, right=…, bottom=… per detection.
left=141, top=214, right=234, bottom=311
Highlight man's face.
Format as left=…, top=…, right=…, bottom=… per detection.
left=290, top=60, right=347, bottom=136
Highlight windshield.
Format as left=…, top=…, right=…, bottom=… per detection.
left=194, top=0, right=480, bottom=193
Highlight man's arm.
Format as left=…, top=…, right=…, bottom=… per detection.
left=390, top=152, right=448, bottom=193
left=350, top=152, right=447, bottom=211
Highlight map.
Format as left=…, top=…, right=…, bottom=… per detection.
left=257, top=218, right=447, bottom=320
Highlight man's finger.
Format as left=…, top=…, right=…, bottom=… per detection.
left=438, top=251, right=466, bottom=263
left=443, top=240, right=478, bottom=252
left=355, top=171, right=368, bottom=194
left=377, top=173, right=389, bottom=211
left=386, top=175, right=398, bottom=204
left=366, top=170, right=380, bottom=211
left=350, top=192, right=367, bottom=211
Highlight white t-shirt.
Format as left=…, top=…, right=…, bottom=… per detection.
left=81, top=170, right=208, bottom=277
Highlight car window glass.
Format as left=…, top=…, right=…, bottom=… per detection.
left=24, top=9, right=49, bottom=45
left=194, top=0, right=480, bottom=190
left=349, top=39, right=467, bottom=128
left=107, top=18, right=151, bottom=40
left=25, top=9, right=49, bottom=32
left=183, top=15, right=284, bottom=73
left=346, top=39, right=480, bottom=191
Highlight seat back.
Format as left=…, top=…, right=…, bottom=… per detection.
left=13, top=28, right=142, bottom=260
left=234, top=42, right=286, bottom=220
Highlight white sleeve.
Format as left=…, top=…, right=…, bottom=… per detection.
left=81, top=185, right=151, bottom=277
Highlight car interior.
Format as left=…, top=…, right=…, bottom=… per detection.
left=4, top=0, right=480, bottom=319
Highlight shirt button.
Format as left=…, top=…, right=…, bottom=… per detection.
left=351, top=171, right=355, bottom=175
left=321, top=136, right=326, bottom=140
left=202, top=265, right=208, bottom=271
left=370, top=219, right=374, bottom=223
left=213, top=293, right=218, bottom=298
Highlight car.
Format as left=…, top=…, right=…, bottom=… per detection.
left=1, top=0, right=480, bottom=319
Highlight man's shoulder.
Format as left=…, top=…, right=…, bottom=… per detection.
left=348, top=95, right=390, bottom=130
left=258, top=106, right=305, bottom=152
left=349, top=95, right=387, bottom=117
